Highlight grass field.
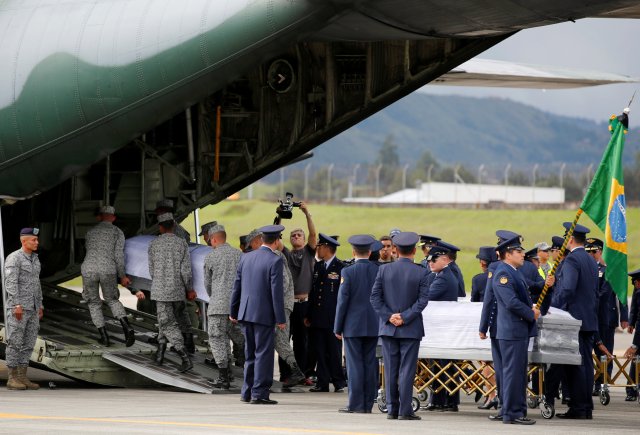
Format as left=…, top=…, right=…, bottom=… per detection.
left=181, top=200, right=640, bottom=297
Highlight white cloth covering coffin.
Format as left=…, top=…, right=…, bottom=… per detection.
left=124, top=235, right=213, bottom=302
left=420, top=301, right=581, bottom=365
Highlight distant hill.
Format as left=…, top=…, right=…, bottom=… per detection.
left=309, top=93, right=640, bottom=170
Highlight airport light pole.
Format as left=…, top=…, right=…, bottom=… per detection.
left=402, top=163, right=410, bottom=190
left=351, top=163, right=360, bottom=198
left=532, top=163, right=539, bottom=203
left=504, top=163, right=511, bottom=202
left=327, top=163, right=334, bottom=202
left=375, top=164, right=383, bottom=197
left=279, top=167, right=285, bottom=199
left=559, top=162, right=566, bottom=189
left=415, top=179, right=422, bottom=204
left=427, top=164, right=434, bottom=183
left=303, top=163, right=311, bottom=200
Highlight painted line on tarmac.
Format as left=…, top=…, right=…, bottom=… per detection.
left=0, top=413, right=382, bottom=435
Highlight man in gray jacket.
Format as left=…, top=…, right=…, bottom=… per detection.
left=148, top=213, right=195, bottom=372
left=81, top=206, right=135, bottom=347
left=4, top=228, right=44, bottom=390
left=204, top=224, right=243, bottom=388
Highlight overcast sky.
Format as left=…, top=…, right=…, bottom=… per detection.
left=420, top=18, right=639, bottom=123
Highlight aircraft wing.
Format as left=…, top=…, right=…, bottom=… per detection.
left=431, top=58, right=639, bottom=89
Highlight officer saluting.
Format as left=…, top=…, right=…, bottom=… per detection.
left=230, top=224, right=287, bottom=405
left=306, top=233, right=346, bottom=393
left=370, top=232, right=430, bottom=421
left=334, top=235, right=380, bottom=413
left=4, top=228, right=44, bottom=390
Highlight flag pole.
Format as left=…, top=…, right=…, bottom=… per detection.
left=535, top=208, right=583, bottom=309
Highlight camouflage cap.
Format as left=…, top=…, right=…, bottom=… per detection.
left=208, top=224, right=225, bottom=235
left=157, top=212, right=174, bottom=223
left=155, top=199, right=174, bottom=210
left=198, top=221, right=218, bottom=236
left=246, top=228, right=262, bottom=243
left=99, top=205, right=116, bottom=215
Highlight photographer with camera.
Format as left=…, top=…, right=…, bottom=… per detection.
left=278, top=196, right=317, bottom=385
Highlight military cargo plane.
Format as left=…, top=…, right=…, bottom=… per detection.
left=0, top=0, right=638, bottom=391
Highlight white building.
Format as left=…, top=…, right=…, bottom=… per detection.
left=343, top=182, right=565, bottom=205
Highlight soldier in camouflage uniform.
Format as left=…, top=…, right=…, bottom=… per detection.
left=155, top=199, right=197, bottom=352
left=4, top=228, right=44, bottom=390
left=148, top=213, right=195, bottom=372
left=81, top=206, right=135, bottom=347
left=203, top=224, right=244, bottom=389
left=199, top=221, right=218, bottom=246
left=274, top=239, right=306, bottom=388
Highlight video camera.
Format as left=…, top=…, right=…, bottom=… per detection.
left=276, top=192, right=301, bottom=220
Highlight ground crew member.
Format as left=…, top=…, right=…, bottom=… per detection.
left=204, top=224, right=244, bottom=389
left=334, top=235, right=379, bottom=413
left=81, top=206, right=135, bottom=347
left=148, top=213, right=194, bottom=372
left=4, top=228, right=44, bottom=390
left=230, top=224, right=287, bottom=405
left=371, top=231, right=430, bottom=421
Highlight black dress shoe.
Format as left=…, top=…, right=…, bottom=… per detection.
left=488, top=414, right=503, bottom=421
left=309, top=386, right=329, bottom=392
left=586, top=411, right=593, bottom=420
left=556, top=410, right=587, bottom=419
left=424, top=404, right=442, bottom=411
left=338, top=407, right=354, bottom=413
left=474, top=391, right=484, bottom=403
left=250, top=398, right=278, bottom=405
left=478, top=398, right=498, bottom=410
left=334, top=387, right=345, bottom=393
left=240, top=397, right=250, bottom=403
left=387, top=414, right=398, bottom=420
left=398, top=414, right=421, bottom=420
left=439, top=405, right=458, bottom=412
left=625, top=394, right=638, bottom=402
left=509, top=417, right=536, bottom=425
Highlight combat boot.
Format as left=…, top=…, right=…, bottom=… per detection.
left=17, top=366, right=40, bottom=390
left=155, top=342, right=167, bottom=366
left=7, top=368, right=27, bottom=390
left=183, top=333, right=195, bottom=354
left=214, top=367, right=231, bottom=389
left=119, top=317, right=136, bottom=347
left=97, top=327, right=110, bottom=346
left=283, top=362, right=306, bottom=388
left=176, top=349, right=193, bottom=373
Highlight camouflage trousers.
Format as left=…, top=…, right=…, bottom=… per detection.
left=5, top=308, right=39, bottom=368
left=82, top=272, right=126, bottom=328
left=207, top=314, right=244, bottom=369
left=156, top=301, right=188, bottom=351
left=274, top=308, right=296, bottom=366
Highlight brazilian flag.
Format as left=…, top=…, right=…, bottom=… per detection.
left=580, top=111, right=629, bottom=303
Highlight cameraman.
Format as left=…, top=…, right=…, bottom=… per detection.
left=281, top=202, right=317, bottom=383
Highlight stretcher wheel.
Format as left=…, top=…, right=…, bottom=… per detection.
left=411, top=397, right=420, bottom=413
left=527, top=396, right=540, bottom=409
left=540, top=402, right=554, bottom=419
left=417, top=391, right=429, bottom=402
left=599, top=390, right=610, bottom=406
left=377, top=391, right=388, bottom=413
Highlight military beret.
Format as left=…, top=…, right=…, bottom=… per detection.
left=496, top=234, right=524, bottom=252
left=563, top=221, right=590, bottom=235
left=348, top=234, right=376, bottom=250
left=259, top=224, right=285, bottom=236
left=20, top=227, right=39, bottom=236
left=99, top=205, right=116, bottom=215
left=392, top=232, right=419, bottom=249
left=476, top=246, right=497, bottom=263
left=198, top=221, right=218, bottom=236
left=157, top=212, right=174, bottom=223
left=318, top=233, right=340, bottom=247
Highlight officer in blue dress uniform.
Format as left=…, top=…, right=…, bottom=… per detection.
left=548, top=222, right=599, bottom=419
left=230, top=224, right=287, bottom=404
left=521, top=247, right=545, bottom=305
left=479, top=231, right=522, bottom=419
left=586, top=238, right=629, bottom=396
left=306, top=233, right=346, bottom=392
left=433, top=240, right=465, bottom=298
left=424, top=244, right=461, bottom=411
left=471, top=247, right=497, bottom=302
left=370, top=232, right=430, bottom=420
left=624, top=268, right=640, bottom=400
left=492, top=233, right=539, bottom=425
left=334, top=235, right=380, bottom=413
